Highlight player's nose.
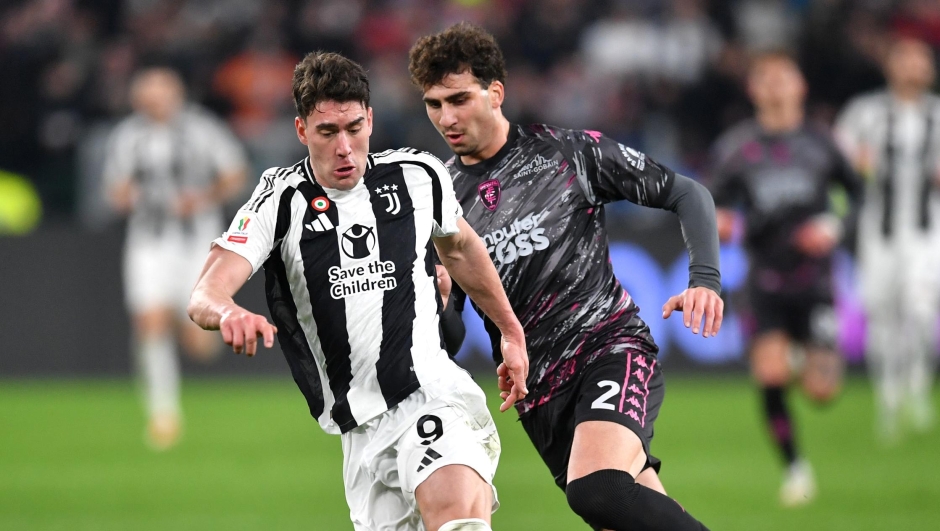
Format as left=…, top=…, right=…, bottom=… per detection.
left=335, top=132, right=353, bottom=157
left=439, top=104, right=458, bottom=128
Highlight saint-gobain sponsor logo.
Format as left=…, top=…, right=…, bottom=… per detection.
left=515, top=154, right=559, bottom=178
left=328, top=260, right=398, bottom=299
left=481, top=211, right=550, bottom=265
left=619, top=144, right=646, bottom=171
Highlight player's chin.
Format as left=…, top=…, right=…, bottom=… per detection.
left=451, top=143, right=476, bottom=156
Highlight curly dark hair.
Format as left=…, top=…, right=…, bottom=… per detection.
left=408, top=22, right=507, bottom=90
left=292, top=52, right=370, bottom=119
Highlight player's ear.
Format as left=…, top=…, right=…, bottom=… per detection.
left=488, top=80, right=505, bottom=109
left=366, top=106, right=374, bottom=130
left=295, top=116, right=308, bottom=145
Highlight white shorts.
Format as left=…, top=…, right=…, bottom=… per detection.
left=123, top=226, right=216, bottom=315
left=341, top=367, right=500, bottom=531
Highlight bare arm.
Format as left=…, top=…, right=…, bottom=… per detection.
left=433, top=217, right=528, bottom=412
left=188, top=245, right=276, bottom=356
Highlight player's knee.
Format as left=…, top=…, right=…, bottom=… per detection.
left=566, top=469, right=640, bottom=528
left=752, top=358, right=790, bottom=386
left=437, top=518, right=491, bottom=531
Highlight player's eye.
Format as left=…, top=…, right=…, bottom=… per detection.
left=426, top=101, right=441, bottom=109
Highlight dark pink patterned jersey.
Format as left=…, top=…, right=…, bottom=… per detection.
left=448, top=123, right=678, bottom=412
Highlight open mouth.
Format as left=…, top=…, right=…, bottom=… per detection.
left=445, top=132, right=464, bottom=144
left=334, top=165, right=355, bottom=177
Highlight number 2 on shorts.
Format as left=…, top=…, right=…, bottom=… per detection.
left=591, top=380, right=621, bottom=411
left=417, top=414, right=443, bottom=445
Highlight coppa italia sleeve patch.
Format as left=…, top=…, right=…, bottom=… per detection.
left=226, top=215, right=252, bottom=243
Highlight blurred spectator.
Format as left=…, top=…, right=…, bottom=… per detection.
left=212, top=23, right=301, bottom=174
left=0, top=0, right=934, bottom=222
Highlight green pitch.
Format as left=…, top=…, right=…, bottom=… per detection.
left=1, top=376, right=938, bottom=530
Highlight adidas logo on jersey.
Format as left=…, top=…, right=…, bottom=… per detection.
left=416, top=447, right=443, bottom=473
left=305, top=213, right=334, bottom=232
left=481, top=211, right=551, bottom=265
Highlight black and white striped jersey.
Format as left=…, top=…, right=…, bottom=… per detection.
left=835, top=90, right=940, bottom=242
left=214, top=149, right=463, bottom=434
left=103, top=104, right=246, bottom=236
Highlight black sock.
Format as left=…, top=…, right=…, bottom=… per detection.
left=762, top=385, right=797, bottom=465
left=566, top=469, right=709, bottom=531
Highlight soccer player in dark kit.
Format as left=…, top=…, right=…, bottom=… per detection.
left=409, top=23, right=722, bottom=531
left=709, top=52, right=863, bottom=506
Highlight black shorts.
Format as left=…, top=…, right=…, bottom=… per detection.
left=747, top=290, right=836, bottom=348
left=519, top=349, right=664, bottom=491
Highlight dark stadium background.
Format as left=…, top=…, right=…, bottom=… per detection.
left=2, top=1, right=940, bottom=530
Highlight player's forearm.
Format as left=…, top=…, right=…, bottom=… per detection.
left=437, top=233, right=524, bottom=341
left=188, top=284, right=241, bottom=331
left=187, top=248, right=253, bottom=331
left=661, top=174, right=722, bottom=293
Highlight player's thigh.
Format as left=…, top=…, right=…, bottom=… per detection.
left=802, top=347, right=844, bottom=403
left=798, top=300, right=843, bottom=402
left=400, top=402, right=499, bottom=529
left=123, top=235, right=178, bottom=319
left=519, top=387, right=579, bottom=491
left=568, top=351, right=664, bottom=483
left=342, top=440, right=423, bottom=531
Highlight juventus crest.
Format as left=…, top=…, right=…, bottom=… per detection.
left=374, top=184, right=401, bottom=215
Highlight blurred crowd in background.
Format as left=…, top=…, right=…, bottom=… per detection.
left=1, top=0, right=940, bottom=227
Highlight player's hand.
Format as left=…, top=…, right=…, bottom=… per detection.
left=792, top=216, right=840, bottom=258
left=497, top=334, right=529, bottom=413
left=435, top=265, right=452, bottom=309
left=662, top=287, right=724, bottom=338
left=109, top=181, right=139, bottom=214
left=173, top=191, right=208, bottom=218
left=219, top=308, right=277, bottom=357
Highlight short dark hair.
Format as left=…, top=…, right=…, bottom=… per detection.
left=408, top=22, right=507, bottom=90
left=292, top=52, right=370, bottom=119
left=749, top=49, right=800, bottom=73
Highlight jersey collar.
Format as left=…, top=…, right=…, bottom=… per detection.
left=453, top=124, right=521, bottom=177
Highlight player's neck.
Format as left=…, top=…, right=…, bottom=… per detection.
left=756, top=106, right=803, bottom=135
left=459, top=116, right=511, bottom=166
left=890, top=84, right=926, bottom=104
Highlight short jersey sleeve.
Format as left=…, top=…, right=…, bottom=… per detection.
left=833, top=96, right=871, bottom=164
left=201, top=114, right=248, bottom=175
left=101, top=119, right=138, bottom=189
left=564, top=129, right=676, bottom=208
left=707, top=134, right=748, bottom=209
left=212, top=169, right=290, bottom=276
left=423, top=153, right=463, bottom=237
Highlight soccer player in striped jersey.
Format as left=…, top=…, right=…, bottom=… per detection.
left=410, top=23, right=719, bottom=531
left=836, top=37, right=940, bottom=442
left=103, top=67, right=248, bottom=450
left=188, top=52, right=528, bottom=531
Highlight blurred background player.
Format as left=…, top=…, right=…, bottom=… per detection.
left=102, top=67, right=248, bottom=449
left=709, top=52, right=863, bottom=506
left=835, top=37, right=940, bottom=443
left=411, top=23, right=721, bottom=531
